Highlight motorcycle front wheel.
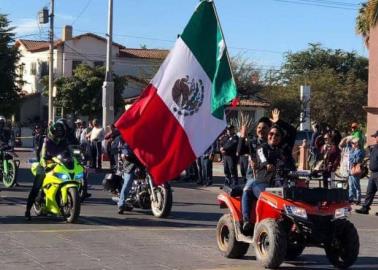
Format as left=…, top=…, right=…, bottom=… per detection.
left=62, top=187, right=81, bottom=223
left=2, top=159, right=16, bottom=188
left=151, top=184, right=172, bottom=218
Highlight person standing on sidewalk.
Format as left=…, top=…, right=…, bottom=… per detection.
left=356, top=131, right=378, bottom=215
left=220, top=125, right=239, bottom=187
left=87, top=119, right=104, bottom=170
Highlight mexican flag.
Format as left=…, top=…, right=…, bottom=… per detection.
left=115, top=0, right=237, bottom=184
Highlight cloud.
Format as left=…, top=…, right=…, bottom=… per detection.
left=55, top=13, right=75, bottom=22
left=12, top=18, right=42, bottom=37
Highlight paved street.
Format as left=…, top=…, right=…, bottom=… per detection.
left=0, top=151, right=377, bottom=270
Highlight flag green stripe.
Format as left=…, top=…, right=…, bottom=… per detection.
left=181, top=1, right=218, bottom=81
left=211, top=52, right=237, bottom=119
left=181, top=0, right=237, bottom=120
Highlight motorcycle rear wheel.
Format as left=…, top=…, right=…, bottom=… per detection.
left=2, top=160, right=16, bottom=188
left=33, top=200, right=45, bottom=216
left=63, top=188, right=81, bottom=223
left=151, top=184, right=172, bottom=218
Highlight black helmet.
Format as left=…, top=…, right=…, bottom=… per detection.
left=0, top=116, right=5, bottom=129
left=49, top=120, right=67, bottom=142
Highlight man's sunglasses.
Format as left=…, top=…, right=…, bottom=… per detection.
left=268, top=132, right=281, bottom=137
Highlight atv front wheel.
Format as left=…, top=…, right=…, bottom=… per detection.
left=254, top=218, right=287, bottom=269
left=216, top=214, right=249, bottom=258
left=325, top=220, right=359, bottom=269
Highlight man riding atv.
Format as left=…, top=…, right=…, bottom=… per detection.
left=25, top=120, right=70, bottom=220
left=240, top=109, right=297, bottom=234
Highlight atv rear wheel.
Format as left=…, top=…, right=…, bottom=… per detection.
left=325, top=220, right=359, bottom=269
left=216, top=214, right=249, bottom=258
left=254, top=218, right=287, bottom=269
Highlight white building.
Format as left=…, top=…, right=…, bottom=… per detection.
left=15, top=25, right=168, bottom=123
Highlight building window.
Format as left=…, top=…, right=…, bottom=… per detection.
left=30, top=62, right=37, bottom=75
left=72, top=60, right=82, bottom=72
left=40, top=62, right=49, bottom=77
left=94, top=61, right=104, bottom=67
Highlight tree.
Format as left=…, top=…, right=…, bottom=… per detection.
left=51, top=65, right=127, bottom=119
left=261, top=44, right=368, bottom=131
left=356, top=1, right=378, bottom=46
left=231, top=56, right=263, bottom=96
left=0, top=14, right=21, bottom=117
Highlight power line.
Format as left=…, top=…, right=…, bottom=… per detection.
left=271, top=0, right=359, bottom=10
left=71, top=0, right=93, bottom=26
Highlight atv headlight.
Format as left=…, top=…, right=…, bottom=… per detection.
left=54, top=172, right=70, bottom=181
left=74, top=172, right=84, bottom=180
left=334, top=207, right=351, bottom=219
left=285, top=205, right=307, bottom=219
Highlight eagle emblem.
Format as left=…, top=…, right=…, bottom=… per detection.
left=172, top=76, right=204, bottom=116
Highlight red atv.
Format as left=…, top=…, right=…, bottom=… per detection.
left=216, top=170, right=359, bottom=269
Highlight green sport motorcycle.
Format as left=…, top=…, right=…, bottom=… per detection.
left=31, top=152, right=83, bottom=223
left=0, top=145, right=19, bottom=188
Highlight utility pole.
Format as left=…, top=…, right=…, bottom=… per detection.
left=102, top=0, right=114, bottom=128
left=48, top=0, right=55, bottom=124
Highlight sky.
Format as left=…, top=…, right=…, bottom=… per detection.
left=0, top=0, right=367, bottom=69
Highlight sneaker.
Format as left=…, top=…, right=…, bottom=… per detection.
left=84, top=193, right=92, bottom=199
left=355, top=207, right=369, bottom=214
left=118, top=206, right=124, bottom=215
left=196, top=181, right=203, bottom=185
left=242, top=221, right=253, bottom=235
left=375, top=212, right=378, bottom=216
left=112, top=196, right=120, bottom=203
left=206, top=181, right=213, bottom=186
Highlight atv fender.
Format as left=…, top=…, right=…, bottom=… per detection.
left=217, top=193, right=242, bottom=222
left=60, top=182, right=79, bottom=204
left=255, top=192, right=282, bottom=224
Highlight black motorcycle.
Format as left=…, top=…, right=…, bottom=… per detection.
left=71, top=146, right=91, bottom=202
left=0, top=145, right=19, bottom=188
left=103, top=159, right=173, bottom=218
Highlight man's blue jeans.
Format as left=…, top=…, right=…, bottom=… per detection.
left=242, top=178, right=269, bottom=221
left=118, top=170, right=135, bottom=208
left=348, top=175, right=361, bottom=203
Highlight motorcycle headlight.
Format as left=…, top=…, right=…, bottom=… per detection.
left=334, top=207, right=351, bottom=219
left=74, top=172, right=84, bottom=180
left=54, top=173, right=70, bottom=181
left=73, top=149, right=81, bottom=155
left=285, top=205, right=308, bottom=219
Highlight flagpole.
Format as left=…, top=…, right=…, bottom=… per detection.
left=210, top=0, right=236, bottom=82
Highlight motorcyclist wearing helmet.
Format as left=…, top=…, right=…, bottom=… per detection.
left=25, top=120, right=68, bottom=220
left=0, top=116, right=11, bottom=148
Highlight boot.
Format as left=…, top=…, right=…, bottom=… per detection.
left=355, top=206, right=369, bottom=214
left=25, top=208, right=31, bottom=221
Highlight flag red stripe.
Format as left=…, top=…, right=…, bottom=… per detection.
left=115, top=84, right=196, bottom=184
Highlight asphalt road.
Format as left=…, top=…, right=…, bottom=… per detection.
left=0, top=152, right=377, bottom=270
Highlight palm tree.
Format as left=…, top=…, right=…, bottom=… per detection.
left=356, top=0, right=378, bottom=47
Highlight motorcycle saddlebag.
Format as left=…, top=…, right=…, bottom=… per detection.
left=102, top=173, right=122, bottom=192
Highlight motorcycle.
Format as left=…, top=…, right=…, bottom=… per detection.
left=103, top=159, right=173, bottom=218
left=71, top=146, right=91, bottom=202
left=31, top=152, right=83, bottom=223
left=0, top=145, right=19, bottom=188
